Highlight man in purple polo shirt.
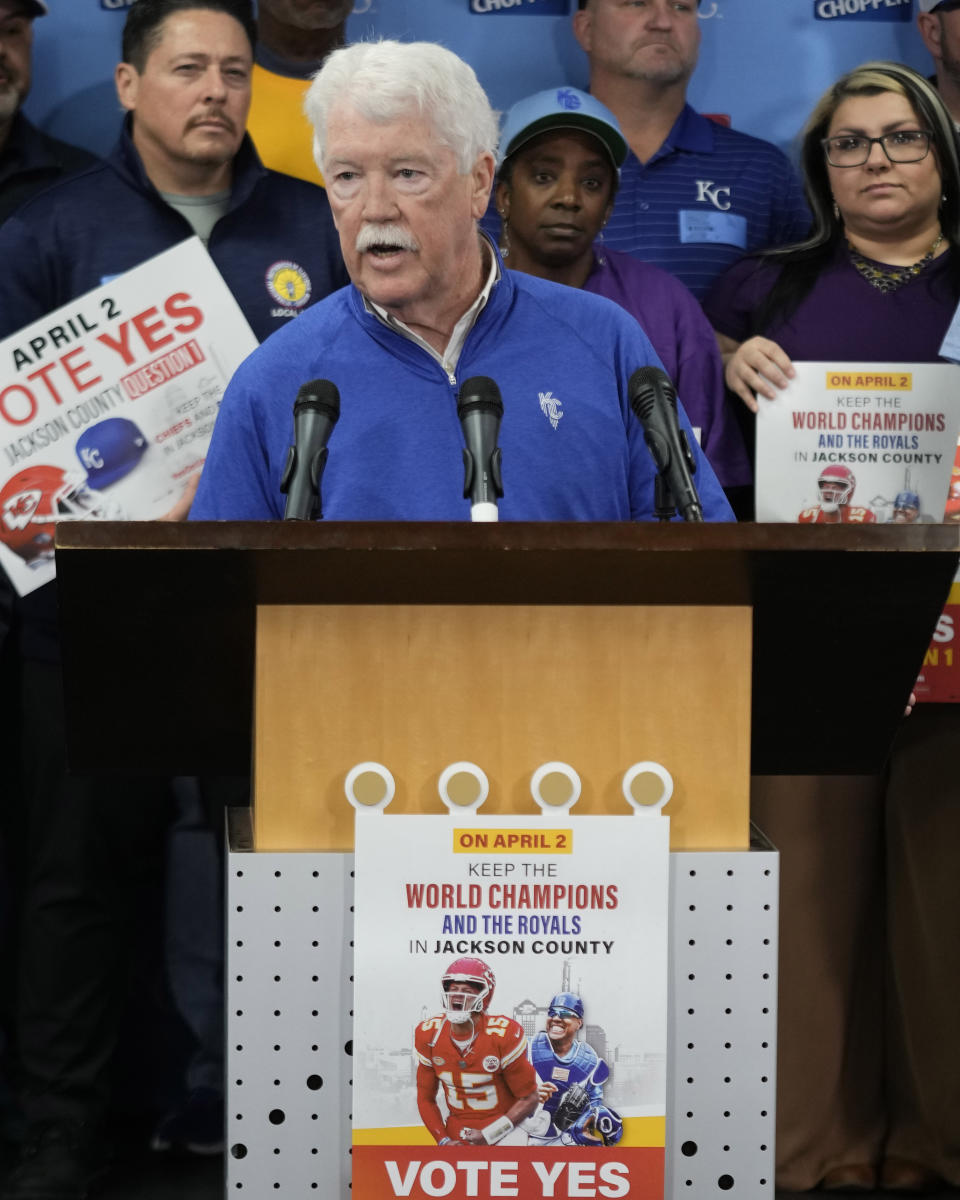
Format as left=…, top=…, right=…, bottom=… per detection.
left=495, top=86, right=749, bottom=493
left=572, top=0, right=810, bottom=300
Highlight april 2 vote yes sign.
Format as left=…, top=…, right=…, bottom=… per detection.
left=351, top=768, right=670, bottom=1200
left=0, top=238, right=258, bottom=596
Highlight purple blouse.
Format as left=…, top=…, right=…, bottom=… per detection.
left=703, top=246, right=956, bottom=362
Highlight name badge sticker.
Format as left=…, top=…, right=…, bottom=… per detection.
left=678, top=209, right=748, bottom=248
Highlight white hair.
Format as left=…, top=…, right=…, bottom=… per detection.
left=304, top=40, right=499, bottom=176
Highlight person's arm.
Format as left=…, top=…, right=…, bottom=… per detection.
left=670, top=291, right=751, bottom=489
left=415, top=1063, right=453, bottom=1144
left=715, top=331, right=796, bottom=413
left=157, top=473, right=200, bottom=521
left=456, top=1085, right=540, bottom=1146
left=456, top=1032, right=540, bottom=1146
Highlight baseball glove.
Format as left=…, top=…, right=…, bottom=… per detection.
left=552, top=1083, right=590, bottom=1132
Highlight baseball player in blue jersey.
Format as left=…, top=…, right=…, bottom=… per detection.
left=525, top=991, right=624, bottom=1147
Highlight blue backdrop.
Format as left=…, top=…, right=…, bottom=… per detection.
left=26, top=0, right=933, bottom=165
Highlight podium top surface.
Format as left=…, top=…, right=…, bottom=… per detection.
left=55, top=518, right=960, bottom=601
left=55, top=520, right=960, bottom=775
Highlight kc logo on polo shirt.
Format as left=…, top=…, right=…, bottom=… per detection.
left=695, top=180, right=732, bottom=212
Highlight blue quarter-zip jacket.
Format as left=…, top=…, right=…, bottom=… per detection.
left=191, top=253, right=734, bottom=523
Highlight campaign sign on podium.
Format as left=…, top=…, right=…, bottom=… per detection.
left=0, top=237, right=257, bottom=596
left=351, top=766, right=670, bottom=1200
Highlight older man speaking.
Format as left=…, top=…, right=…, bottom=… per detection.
left=191, top=40, right=733, bottom=523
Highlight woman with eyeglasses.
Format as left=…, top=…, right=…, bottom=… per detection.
left=707, top=61, right=959, bottom=420
left=704, top=62, right=960, bottom=1195
left=706, top=61, right=959, bottom=418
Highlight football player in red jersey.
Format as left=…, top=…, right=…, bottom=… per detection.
left=797, top=465, right=877, bottom=524
left=414, top=957, right=538, bottom=1146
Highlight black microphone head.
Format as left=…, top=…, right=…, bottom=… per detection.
left=457, top=375, right=503, bottom=420
left=294, top=378, right=341, bottom=423
left=628, top=366, right=676, bottom=421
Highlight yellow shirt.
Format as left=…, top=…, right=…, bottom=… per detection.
left=247, top=62, right=324, bottom=186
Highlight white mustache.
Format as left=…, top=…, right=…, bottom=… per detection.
left=355, top=224, right=419, bottom=254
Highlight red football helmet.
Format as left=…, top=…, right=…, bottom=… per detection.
left=441, top=957, right=496, bottom=1022
left=0, top=464, right=115, bottom=566
left=817, top=465, right=855, bottom=512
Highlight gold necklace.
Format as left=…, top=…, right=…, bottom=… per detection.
left=848, top=233, right=945, bottom=294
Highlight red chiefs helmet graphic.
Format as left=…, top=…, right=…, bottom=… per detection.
left=441, top=957, right=496, bottom=1022
left=0, top=464, right=116, bottom=566
left=817, top=464, right=856, bottom=511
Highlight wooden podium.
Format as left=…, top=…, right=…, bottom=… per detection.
left=56, top=520, right=959, bottom=844
left=54, top=519, right=960, bottom=1200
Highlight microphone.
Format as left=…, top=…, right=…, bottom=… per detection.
left=280, top=379, right=341, bottom=521
left=457, top=376, right=504, bottom=522
left=628, top=366, right=704, bottom=523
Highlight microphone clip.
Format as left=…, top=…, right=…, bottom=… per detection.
left=461, top=445, right=504, bottom=503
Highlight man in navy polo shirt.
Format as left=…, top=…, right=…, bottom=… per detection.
left=572, top=0, right=809, bottom=299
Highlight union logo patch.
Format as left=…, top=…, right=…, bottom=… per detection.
left=265, top=261, right=312, bottom=309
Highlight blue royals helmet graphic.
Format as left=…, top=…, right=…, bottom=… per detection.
left=548, top=992, right=585, bottom=1020
left=75, top=417, right=148, bottom=488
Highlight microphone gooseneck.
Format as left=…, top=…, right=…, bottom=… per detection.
left=628, top=366, right=703, bottom=523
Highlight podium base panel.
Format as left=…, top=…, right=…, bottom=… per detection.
left=226, top=811, right=777, bottom=1199
left=253, top=604, right=752, bottom=852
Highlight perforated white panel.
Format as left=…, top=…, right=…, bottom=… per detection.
left=225, top=813, right=778, bottom=1200
left=226, top=811, right=354, bottom=1196
left=667, top=841, right=779, bottom=1200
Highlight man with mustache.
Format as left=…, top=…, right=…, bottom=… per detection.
left=0, top=0, right=347, bottom=342
left=190, top=39, right=733, bottom=522
left=0, top=0, right=96, bottom=226
left=572, top=0, right=810, bottom=299
left=0, top=4, right=347, bottom=1198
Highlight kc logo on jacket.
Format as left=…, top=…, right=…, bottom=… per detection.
left=539, top=391, right=563, bottom=430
